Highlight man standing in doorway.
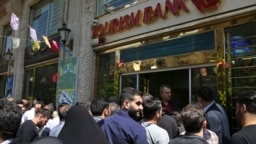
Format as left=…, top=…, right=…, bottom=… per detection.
left=159, top=85, right=180, bottom=114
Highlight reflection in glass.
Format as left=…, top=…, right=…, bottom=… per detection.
left=191, top=66, right=217, bottom=102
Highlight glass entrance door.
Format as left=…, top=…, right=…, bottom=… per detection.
left=120, top=66, right=216, bottom=109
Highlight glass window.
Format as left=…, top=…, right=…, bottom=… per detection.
left=121, top=74, right=137, bottom=90
left=0, top=76, right=5, bottom=98
left=225, top=21, right=256, bottom=133
left=96, top=0, right=142, bottom=16
left=120, top=31, right=215, bottom=62
left=24, top=63, right=58, bottom=104
left=24, top=70, right=33, bottom=100
left=191, top=66, right=217, bottom=102
left=30, top=0, right=64, bottom=42
left=97, top=52, right=118, bottom=98
left=2, top=25, right=12, bottom=57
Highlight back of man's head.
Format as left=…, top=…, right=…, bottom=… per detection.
left=0, top=99, right=22, bottom=141
left=236, top=90, right=256, bottom=114
left=119, top=87, right=143, bottom=106
left=181, top=103, right=205, bottom=134
left=143, top=99, right=162, bottom=120
left=90, top=99, right=109, bottom=116
left=197, top=86, right=214, bottom=102
left=142, top=93, right=153, bottom=102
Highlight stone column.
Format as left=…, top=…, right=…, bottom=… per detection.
left=13, top=2, right=30, bottom=99
left=76, top=0, right=96, bottom=102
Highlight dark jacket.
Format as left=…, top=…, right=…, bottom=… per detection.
left=206, top=102, right=230, bottom=144
left=98, top=109, right=148, bottom=144
left=169, top=135, right=208, bottom=144
left=157, top=114, right=179, bottom=139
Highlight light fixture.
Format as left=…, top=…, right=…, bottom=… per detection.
left=58, top=23, right=71, bottom=44
left=150, top=59, right=158, bottom=69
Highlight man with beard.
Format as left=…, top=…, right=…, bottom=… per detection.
left=99, top=87, right=148, bottom=144
left=12, top=108, right=51, bottom=144
left=230, top=91, right=256, bottom=144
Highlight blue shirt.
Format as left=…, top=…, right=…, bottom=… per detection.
left=99, top=109, right=148, bottom=144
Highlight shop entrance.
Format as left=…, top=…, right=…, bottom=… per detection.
left=120, top=65, right=217, bottom=109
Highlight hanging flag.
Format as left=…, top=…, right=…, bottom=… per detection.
left=12, top=38, right=20, bottom=49
left=30, top=27, right=37, bottom=41
left=42, top=35, right=51, bottom=48
left=32, top=40, right=41, bottom=52
left=10, top=13, right=19, bottom=31
left=51, top=40, right=60, bottom=53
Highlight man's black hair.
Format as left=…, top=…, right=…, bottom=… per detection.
left=235, top=90, right=256, bottom=114
left=197, top=86, right=214, bottom=102
left=0, top=99, right=22, bottom=140
left=90, top=99, right=109, bottom=116
left=119, top=87, right=143, bottom=106
left=143, top=99, right=162, bottom=119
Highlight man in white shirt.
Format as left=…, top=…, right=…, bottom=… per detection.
left=21, top=100, right=44, bottom=124
left=49, top=102, right=71, bottom=137
left=141, top=99, right=169, bottom=144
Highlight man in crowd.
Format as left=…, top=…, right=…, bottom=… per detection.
left=141, top=99, right=170, bottom=144
left=90, top=99, right=110, bottom=122
left=142, top=93, right=179, bottom=139
left=169, top=103, right=208, bottom=144
left=159, top=85, right=180, bottom=114
left=50, top=102, right=71, bottom=137
left=0, top=99, right=22, bottom=143
left=21, top=100, right=44, bottom=124
left=99, top=87, right=148, bottom=144
left=107, top=96, right=120, bottom=115
left=197, top=86, right=230, bottom=144
left=230, top=90, right=256, bottom=144
left=13, top=108, right=51, bottom=144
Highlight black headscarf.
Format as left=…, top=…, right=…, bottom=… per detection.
left=58, top=105, right=109, bottom=144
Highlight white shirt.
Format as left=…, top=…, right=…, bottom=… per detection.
left=0, top=138, right=13, bottom=144
left=141, top=121, right=170, bottom=144
left=45, top=116, right=60, bottom=130
left=21, top=107, right=36, bottom=124
left=49, top=121, right=65, bottom=137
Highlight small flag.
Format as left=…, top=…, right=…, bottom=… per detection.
left=51, top=40, right=60, bottom=53
left=12, top=38, right=20, bottom=49
left=42, top=35, right=51, bottom=48
left=32, top=40, right=41, bottom=52
left=10, top=13, right=19, bottom=31
left=30, top=27, right=37, bottom=41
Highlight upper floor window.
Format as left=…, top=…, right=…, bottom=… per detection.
left=1, top=25, right=12, bottom=57
left=96, top=0, right=144, bottom=17
left=30, top=0, right=64, bottom=42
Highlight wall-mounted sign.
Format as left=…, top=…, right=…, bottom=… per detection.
left=56, top=57, right=78, bottom=105
left=92, top=0, right=256, bottom=43
left=92, top=0, right=220, bottom=38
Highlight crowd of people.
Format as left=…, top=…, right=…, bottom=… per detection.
left=0, top=85, right=256, bottom=144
